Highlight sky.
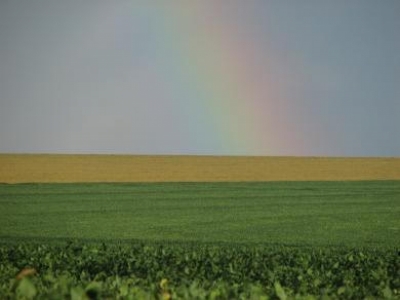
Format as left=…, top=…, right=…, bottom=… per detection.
left=0, top=0, right=399, bottom=157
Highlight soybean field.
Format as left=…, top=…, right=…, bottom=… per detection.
left=0, top=181, right=399, bottom=299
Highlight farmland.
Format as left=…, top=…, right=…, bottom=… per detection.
left=0, top=155, right=399, bottom=298
left=1, top=242, right=399, bottom=299
left=1, top=154, right=400, bottom=183
left=1, top=181, right=399, bottom=246
left=0, top=180, right=399, bottom=298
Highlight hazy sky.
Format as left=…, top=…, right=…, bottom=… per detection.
left=1, top=1, right=399, bottom=156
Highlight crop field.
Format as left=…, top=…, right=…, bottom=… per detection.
left=0, top=155, right=400, bottom=299
left=1, top=154, right=400, bottom=183
left=1, top=181, right=400, bottom=246
left=1, top=242, right=399, bottom=299
left=1, top=180, right=399, bottom=299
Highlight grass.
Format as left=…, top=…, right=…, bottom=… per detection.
left=1, top=181, right=399, bottom=247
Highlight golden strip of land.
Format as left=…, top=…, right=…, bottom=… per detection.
left=0, top=154, right=399, bottom=183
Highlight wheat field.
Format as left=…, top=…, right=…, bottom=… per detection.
left=0, top=154, right=399, bottom=183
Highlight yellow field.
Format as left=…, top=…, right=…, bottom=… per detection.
left=0, top=154, right=399, bottom=183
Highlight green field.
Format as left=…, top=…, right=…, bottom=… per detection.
left=1, top=181, right=399, bottom=246
left=1, top=181, right=399, bottom=299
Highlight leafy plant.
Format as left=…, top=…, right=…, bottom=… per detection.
left=0, top=242, right=398, bottom=299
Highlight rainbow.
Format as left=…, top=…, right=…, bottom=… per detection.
left=144, top=3, right=309, bottom=155
left=85, top=2, right=326, bottom=155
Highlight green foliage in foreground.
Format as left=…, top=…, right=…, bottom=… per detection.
left=1, top=242, right=399, bottom=299
left=1, top=181, right=400, bottom=246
